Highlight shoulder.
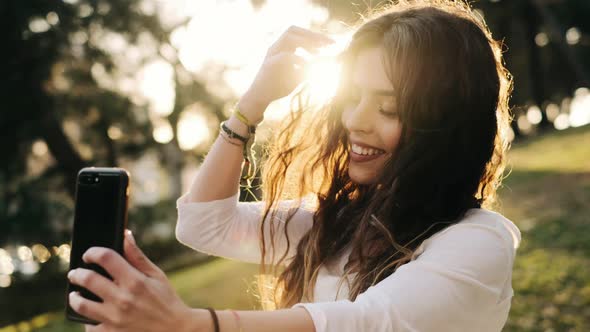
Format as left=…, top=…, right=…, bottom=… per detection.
left=457, top=208, right=521, bottom=252
left=418, top=208, right=521, bottom=255
left=410, top=209, right=521, bottom=285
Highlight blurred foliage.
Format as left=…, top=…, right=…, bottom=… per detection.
left=0, top=0, right=228, bottom=246
left=0, top=0, right=228, bottom=324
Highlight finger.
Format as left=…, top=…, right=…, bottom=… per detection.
left=124, top=229, right=165, bottom=280
left=286, top=25, right=335, bottom=44
left=83, top=246, right=143, bottom=284
left=69, top=291, right=109, bottom=324
left=68, top=268, right=120, bottom=304
left=276, top=52, right=307, bottom=67
left=274, top=33, right=331, bottom=54
left=270, top=31, right=334, bottom=56
left=270, top=52, right=308, bottom=82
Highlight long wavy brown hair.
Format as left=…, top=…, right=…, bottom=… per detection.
left=253, top=0, right=514, bottom=310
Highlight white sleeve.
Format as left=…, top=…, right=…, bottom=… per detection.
left=292, top=219, right=520, bottom=332
left=175, top=190, right=315, bottom=265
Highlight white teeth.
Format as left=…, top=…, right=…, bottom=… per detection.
left=351, top=144, right=384, bottom=156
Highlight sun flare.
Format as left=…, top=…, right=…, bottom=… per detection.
left=298, top=33, right=351, bottom=105
left=304, top=57, right=342, bottom=104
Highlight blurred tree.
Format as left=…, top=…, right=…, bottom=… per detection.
left=481, top=0, right=590, bottom=133
left=0, top=0, right=227, bottom=246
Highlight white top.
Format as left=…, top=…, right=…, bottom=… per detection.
left=176, top=191, right=521, bottom=332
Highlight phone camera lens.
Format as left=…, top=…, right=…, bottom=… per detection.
left=80, top=175, right=98, bottom=184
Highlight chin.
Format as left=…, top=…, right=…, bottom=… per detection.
left=348, top=168, right=378, bottom=185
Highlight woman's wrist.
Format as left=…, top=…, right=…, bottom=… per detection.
left=181, top=308, right=214, bottom=332
left=236, top=94, right=268, bottom=125
left=223, top=95, right=267, bottom=139
left=225, top=116, right=252, bottom=139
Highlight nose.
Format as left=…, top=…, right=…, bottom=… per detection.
left=342, top=99, right=374, bottom=134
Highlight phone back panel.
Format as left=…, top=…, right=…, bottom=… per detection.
left=65, top=167, right=129, bottom=324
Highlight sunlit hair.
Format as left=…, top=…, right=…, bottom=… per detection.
left=254, top=0, right=514, bottom=310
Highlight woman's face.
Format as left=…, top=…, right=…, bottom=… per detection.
left=341, top=47, right=403, bottom=185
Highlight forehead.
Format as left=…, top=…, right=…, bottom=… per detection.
left=352, top=47, right=395, bottom=92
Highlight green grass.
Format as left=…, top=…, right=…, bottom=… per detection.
left=4, top=125, right=590, bottom=332
left=503, top=126, right=590, bottom=173
left=497, top=125, right=590, bottom=331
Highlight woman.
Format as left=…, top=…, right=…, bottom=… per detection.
left=67, top=1, right=522, bottom=331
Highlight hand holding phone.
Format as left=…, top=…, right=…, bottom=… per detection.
left=65, top=201, right=194, bottom=331
left=65, top=167, right=129, bottom=325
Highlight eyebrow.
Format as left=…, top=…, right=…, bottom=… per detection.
left=369, top=88, right=396, bottom=97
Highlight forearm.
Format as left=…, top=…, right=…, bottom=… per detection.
left=187, top=96, right=266, bottom=203
left=187, top=307, right=316, bottom=332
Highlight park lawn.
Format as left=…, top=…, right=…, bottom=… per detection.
left=497, top=125, right=590, bottom=331
left=6, top=125, right=589, bottom=332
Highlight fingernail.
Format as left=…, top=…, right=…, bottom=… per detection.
left=67, top=269, right=75, bottom=279
left=126, top=230, right=136, bottom=245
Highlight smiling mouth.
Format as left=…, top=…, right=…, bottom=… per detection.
left=350, top=143, right=385, bottom=156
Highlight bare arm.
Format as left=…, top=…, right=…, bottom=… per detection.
left=186, top=25, right=334, bottom=203
left=186, top=96, right=267, bottom=203
left=189, top=307, right=315, bottom=332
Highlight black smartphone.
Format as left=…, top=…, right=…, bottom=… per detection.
left=65, top=167, right=130, bottom=325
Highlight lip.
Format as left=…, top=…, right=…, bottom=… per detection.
left=348, top=139, right=385, bottom=163
left=349, top=139, right=383, bottom=150
left=350, top=151, right=383, bottom=162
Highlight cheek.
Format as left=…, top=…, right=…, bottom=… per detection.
left=340, top=106, right=352, bottom=127
left=380, top=121, right=403, bottom=152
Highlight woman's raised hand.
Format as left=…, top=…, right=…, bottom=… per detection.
left=239, top=26, right=335, bottom=121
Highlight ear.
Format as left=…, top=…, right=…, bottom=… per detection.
left=123, top=229, right=165, bottom=280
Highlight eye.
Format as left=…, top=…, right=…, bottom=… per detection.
left=379, top=108, right=399, bottom=118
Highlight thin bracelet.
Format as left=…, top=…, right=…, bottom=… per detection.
left=206, top=307, right=220, bottom=332
left=219, top=130, right=243, bottom=147
left=230, top=310, right=244, bottom=332
left=220, top=121, right=249, bottom=144
left=232, top=106, right=257, bottom=135
left=219, top=118, right=257, bottom=186
left=220, top=121, right=256, bottom=180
